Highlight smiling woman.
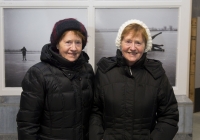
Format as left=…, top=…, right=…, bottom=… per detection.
left=16, top=18, right=94, bottom=140
left=89, top=19, right=179, bottom=140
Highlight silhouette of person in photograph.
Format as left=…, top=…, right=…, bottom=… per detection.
left=21, top=46, right=27, bottom=61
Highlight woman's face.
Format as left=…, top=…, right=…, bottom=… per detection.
left=57, top=31, right=82, bottom=62
left=121, top=32, right=145, bottom=66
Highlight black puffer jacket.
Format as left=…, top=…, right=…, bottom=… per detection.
left=89, top=49, right=179, bottom=140
left=17, top=44, right=94, bottom=140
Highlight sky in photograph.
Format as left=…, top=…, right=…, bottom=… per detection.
left=95, top=8, right=178, bottom=31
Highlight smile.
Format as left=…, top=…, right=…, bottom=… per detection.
left=128, top=52, right=138, bottom=55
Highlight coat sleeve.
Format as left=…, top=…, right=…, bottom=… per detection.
left=151, top=74, right=179, bottom=140
left=89, top=69, right=104, bottom=140
left=16, top=65, right=45, bottom=140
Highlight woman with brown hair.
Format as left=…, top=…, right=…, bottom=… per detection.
left=17, top=18, right=94, bottom=140
left=89, top=19, right=179, bottom=140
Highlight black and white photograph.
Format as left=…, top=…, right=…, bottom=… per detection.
left=95, top=8, right=178, bottom=86
left=4, top=8, right=87, bottom=87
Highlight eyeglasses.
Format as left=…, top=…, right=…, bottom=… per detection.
left=122, top=40, right=144, bottom=48
left=66, top=40, right=82, bottom=47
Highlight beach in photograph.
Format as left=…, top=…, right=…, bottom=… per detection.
left=5, top=52, right=41, bottom=87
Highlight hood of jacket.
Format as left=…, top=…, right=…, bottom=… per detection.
left=97, top=49, right=165, bottom=79
left=40, top=43, right=89, bottom=71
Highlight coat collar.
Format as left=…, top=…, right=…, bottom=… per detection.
left=40, top=44, right=89, bottom=79
left=116, top=49, right=146, bottom=68
left=97, top=49, right=165, bottom=79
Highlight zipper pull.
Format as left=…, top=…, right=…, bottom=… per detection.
left=129, top=67, right=132, bottom=75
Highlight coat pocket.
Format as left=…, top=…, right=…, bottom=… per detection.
left=103, top=130, right=123, bottom=140
left=141, top=129, right=151, bottom=140
left=103, top=135, right=123, bottom=140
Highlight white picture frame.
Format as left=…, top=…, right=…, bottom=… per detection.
left=0, top=0, right=191, bottom=96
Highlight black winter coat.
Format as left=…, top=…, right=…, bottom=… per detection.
left=17, top=44, right=94, bottom=140
left=89, top=49, right=179, bottom=140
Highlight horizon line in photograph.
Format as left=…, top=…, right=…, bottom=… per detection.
left=95, top=26, right=178, bottom=32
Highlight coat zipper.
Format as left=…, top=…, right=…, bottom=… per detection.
left=129, top=67, right=132, bottom=75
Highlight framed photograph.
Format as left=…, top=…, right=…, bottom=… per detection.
left=0, top=7, right=88, bottom=95
left=95, top=8, right=178, bottom=86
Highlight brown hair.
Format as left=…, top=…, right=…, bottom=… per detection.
left=121, top=23, right=148, bottom=47
left=58, top=30, right=86, bottom=46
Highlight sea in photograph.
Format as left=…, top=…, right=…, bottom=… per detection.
left=5, top=52, right=41, bottom=87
